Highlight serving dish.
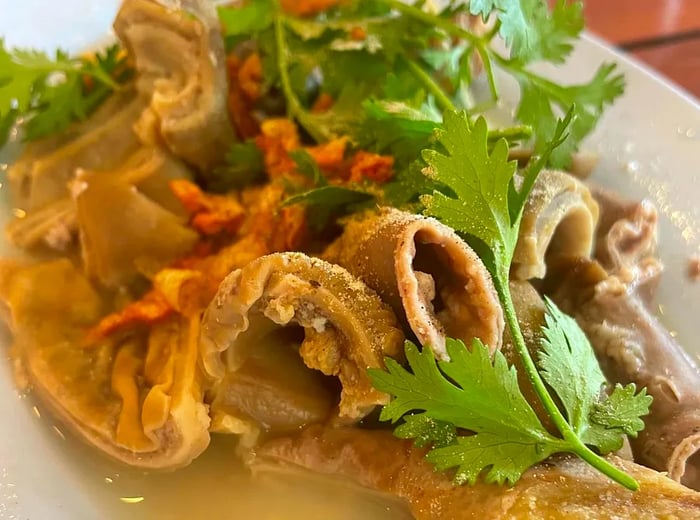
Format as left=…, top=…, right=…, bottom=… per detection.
left=1, top=1, right=699, bottom=517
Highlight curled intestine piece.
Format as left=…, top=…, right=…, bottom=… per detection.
left=323, top=207, right=503, bottom=359
left=544, top=193, right=700, bottom=489
left=592, top=187, right=663, bottom=301
left=114, top=0, right=236, bottom=171
left=512, top=170, right=599, bottom=280
left=200, top=252, right=404, bottom=440
left=0, top=259, right=210, bottom=469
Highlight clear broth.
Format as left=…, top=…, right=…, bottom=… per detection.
left=26, top=397, right=413, bottom=520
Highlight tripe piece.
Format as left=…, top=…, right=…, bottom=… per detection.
left=324, top=207, right=503, bottom=359
left=512, top=169, right=599, bottom=280
left=114, top=0, right=236, bottom=171
left=200, top=252, right=404, bottom=440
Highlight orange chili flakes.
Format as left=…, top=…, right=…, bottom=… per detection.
left=242, top=184, right=310, bottom=252
left=260, top=118, right=300, bottom=150
left=349, top=151, right=395, bottom=183
left=256, top=118, right=301, bottom=178
left=172, top=240, right=214, bottom=270
left=170, top=179, right=245, bottom=236
left=169, top=179, right=204, bottom=213
left=311, top=93, right=334, bottom=114
left=270, top=205, right=311, bottom=252
left=280, top=0, right=344, bottom=16
left=191, top=210, right=243, bottom=236
left=350, top=26, right=367, bottom=41
left=86, top=290, right=173, bottom=343
left=238, top=53, right=263, bottom=102
left=307, top=136, right=349, bottom=172
left=257, top=119, right=351, bottom=180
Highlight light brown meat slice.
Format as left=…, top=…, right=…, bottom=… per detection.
left=258, top=425, right=700, bottom=519
left=75, top=165, right=198, bottom=287
left=545, top=193, right=700, bottom=490
left=324, top=207, right=503, bottom=360
left=114, top=0, right=236, bottom=171
left=7, top=145, right=193, bottom=252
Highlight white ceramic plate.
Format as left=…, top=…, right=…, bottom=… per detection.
left=1, top=3, right=700, bottom=518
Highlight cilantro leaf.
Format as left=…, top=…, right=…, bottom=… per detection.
left=24, top=73, right=86, bottom=140
left=421, top=112, right=518, bottom=274
left=394, top=413, right=457, bottom=449
left=297, top=84, right=377, bottom=145
left=290, top=149, right=326, bottom=186
left=282, top=185, right=373, bottom=208
left=0, top=109, right=16, bottom=145
left=382, top=159, right=442, bottom=207
left=515, top=63, right=625, bottom=167
left=357, top=99, right=439, bottom=161
left=370, top=339, right=561, bottom=485
left=538, top=298, right=652, bottom=454
left=218, top=1, right=275, bottom=48
left=538, top=297, right=607, bottom=434
left=421, top=110, right=573, bottom=275
left=0, top=41, right=128, bottom=145
left=428, top=430, right=557, bottom=485
left=281, top=185, right=374, bottom=230
left=372, top=111, right=642, bottom=490
left=372, top=339, right=553, bottom=443
left=591, top=384, right=652, bottom=440
left=209, top=141, right=265, bottom=191
left=469, top=0, right=583, bottom=63
left=508, top=108, right=572, bottom=220
left=0, top=44, right=80, bottom=114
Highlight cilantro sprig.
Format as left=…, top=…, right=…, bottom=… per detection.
left=383, top=0, right=623, bottom=168
left=0, top=40, right=130, bottom=146
left=219, top=0, right=623, bottom=172
left=371, top=339, right=566, bottom=485
left=370, top=111, right=652, bottom=490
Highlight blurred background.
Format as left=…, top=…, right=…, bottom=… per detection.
left=2, top=0, right=700, bottom=98
left=572, top=0, right=700, bottom=98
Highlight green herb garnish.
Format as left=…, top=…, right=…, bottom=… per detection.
left=218, top=0, right=623, bottom=170
left=369, top=110, right=652, bottom=490
left=0, top=41, right=130, bottom=146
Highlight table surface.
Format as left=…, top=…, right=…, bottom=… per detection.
left=583, top=0, right=700, bottom=100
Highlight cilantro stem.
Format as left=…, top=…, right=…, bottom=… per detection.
left=487, top=124, right=532, bottom=142
left=403, top=58, right=456, bottom=112
left=382, top=0, right=479, bottom=45
left=381, top=0, right=498, bottom=102
left=272, top=12, right=326, bottom=143
left=482, top=20, right=502, bottom=42
left=475, top=44, right=499, bottom=101
left=494, top=276, right=639, bottom=491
